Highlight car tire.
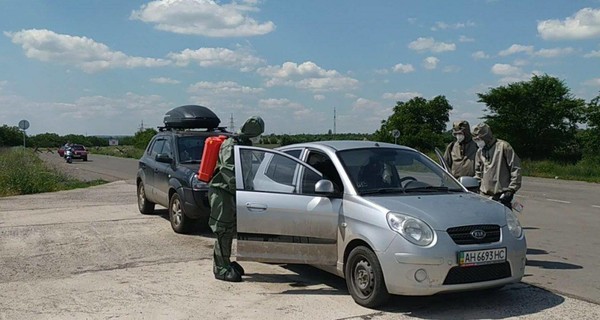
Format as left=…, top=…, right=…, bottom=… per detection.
left=345, top=246, right=390, bottom=308
left=137, top=182, right=155, bottom=214
left=169, top=192, right=192, bottom=234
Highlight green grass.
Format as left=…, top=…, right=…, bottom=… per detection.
left=0, top=148, right=106, bottom=197
left=91, top=145, right=145, bottom=159
left=521, top=158, right=600, bottom=183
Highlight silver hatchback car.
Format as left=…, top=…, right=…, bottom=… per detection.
left=233, top=141, right=526, bottom=308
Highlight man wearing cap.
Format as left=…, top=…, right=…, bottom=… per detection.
left=443, top=120, right=478, bottom=179
left=472, top=123, right=522, bottom=209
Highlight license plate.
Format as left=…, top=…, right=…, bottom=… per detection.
left=458, top=248, right=506, bottom=267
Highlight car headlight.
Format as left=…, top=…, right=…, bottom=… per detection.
left=190, top=174, right=208, bottom=191
left=506, top=208, right=523, bottom=238
left=386, top=212, right=435, bottom=246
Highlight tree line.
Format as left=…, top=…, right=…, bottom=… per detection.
left=1, top=74, right=598, bottom=162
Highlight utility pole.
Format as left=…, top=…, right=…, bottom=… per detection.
left=333, top=106, right=337, bottom=135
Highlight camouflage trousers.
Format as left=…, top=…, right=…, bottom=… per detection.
left=208, top=187, right=236, bottom=276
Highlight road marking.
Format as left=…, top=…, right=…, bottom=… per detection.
left=593, top=205, right=600, bottom=209
left=546, top=199, right=571, bottom=204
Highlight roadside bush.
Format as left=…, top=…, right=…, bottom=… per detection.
left=0, top=148, right=105, bottom=197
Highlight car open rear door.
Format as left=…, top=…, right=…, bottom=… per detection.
left=235, top=146, right=339, bottom=265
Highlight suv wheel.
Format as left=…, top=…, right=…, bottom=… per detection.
left=137, top=182, right=155, bottom=214
left=169, top=192, right=192, bottom=234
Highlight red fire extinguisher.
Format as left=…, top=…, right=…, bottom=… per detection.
left=198, top=135, right=228, bottom=182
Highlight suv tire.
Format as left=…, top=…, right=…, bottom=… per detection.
left=169, top=192, right=193, bottom=234
left=137, top=182, right=155, bottom=214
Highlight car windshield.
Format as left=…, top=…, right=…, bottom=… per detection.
left=177, top=136, right=207, bottom=163
left=72, top=145, right=85, bottom=150
left=337, top=147, right=464, bottom=195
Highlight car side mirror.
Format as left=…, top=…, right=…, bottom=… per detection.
left=155, top=153, right=173, bottom=164
left=459, top=176, right=480, bottom=190
left=315, top=179, right=335, bottom=194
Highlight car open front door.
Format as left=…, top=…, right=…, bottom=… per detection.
left=434, top=147, right=449, bottom=173
left=235, top=146, right=339, bottom=266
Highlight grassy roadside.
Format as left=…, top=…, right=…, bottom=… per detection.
left=0, top=148, right=106, bottom=197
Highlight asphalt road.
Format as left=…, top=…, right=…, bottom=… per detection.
left=0, top=152, right=597, bottom=319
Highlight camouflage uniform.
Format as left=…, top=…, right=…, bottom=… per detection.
left=208, top=116, right=264, bottom=282
left=472, top=123, right=522, bottom=209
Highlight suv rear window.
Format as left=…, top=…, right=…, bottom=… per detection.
left=178, top=136, right=207, bottom=163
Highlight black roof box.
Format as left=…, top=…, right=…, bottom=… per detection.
left=163, top=105, right=221, bottom=129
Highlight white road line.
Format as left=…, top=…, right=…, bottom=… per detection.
left=546, top=198, right=571, bottom=204
left=592, top=205, right=600, bottom=209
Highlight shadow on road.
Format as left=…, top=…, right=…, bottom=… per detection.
left=527, top=248, right=549, bottom=255
left=526, top=259, right=583, bottom=270
left=245, top=264, right=565, bottom=319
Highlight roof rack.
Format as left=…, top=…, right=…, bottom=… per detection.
left=158, top=126, right=231, bottom=133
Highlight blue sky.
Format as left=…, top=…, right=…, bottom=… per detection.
left=1, top=0, right=599, bottom=136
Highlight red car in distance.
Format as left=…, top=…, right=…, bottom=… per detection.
left=58, top=144, right=89, bottom=161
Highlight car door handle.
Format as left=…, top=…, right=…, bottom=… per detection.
left=245, top=203, right=267, bottom=212
left=154, top=168, right=159, bottom=173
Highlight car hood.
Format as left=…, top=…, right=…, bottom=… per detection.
left=363, top=192, right=507, bottom=230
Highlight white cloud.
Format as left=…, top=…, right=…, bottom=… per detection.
left=534, top=47, right=575, bottom=58
left=5, top=29, right=170, bottom=73
left=472, top=51, right=490, bottom=59
left=443, top=65, right=461, bottom=73
left=392, top=63, right=415, bottom=73
left=130, top=0, right=275, bottom=37
left=375, top=69, right=389, bottom=75
left=513, top=59, right=529, bottom=66
left=583, top=78, right=600, bottom=86
left=257, top=61, right=359, bottom=92
left=150, top=77, right=180, bottom=84
left=167, top=47, right=263, bottom=71
left=491, top=63, right=521, bottom=76
left=431, top=21, right=475, bottom=31
left=408, top=37, right=456, bottom=53
left=188, top=81, right=264, bottom=95
left=584, top=50, right=600, bottom=58
left=382, top=92, right=422, bottom=101
left=313, top=94, right=325, bottom=101
left=423, top=56, right=439, bottom=70
left=538, top=8, right=600, bottom=40
left=0, top=92, right=171, bottom=135
left=459, top=35, right=475, bottom=42
left=498, top=44, right=534, bottom=56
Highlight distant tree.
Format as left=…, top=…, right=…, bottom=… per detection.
left=133, top=128, right=157, bottom=149
left=0, top=125, right=23, bottom=147
left=580, top=92, right=600, bottom=160
left=28, top=133, right=63, bottom=148
left=478, top=75, right=585, bottom=161
left=373, top=96, right=453, bottom=151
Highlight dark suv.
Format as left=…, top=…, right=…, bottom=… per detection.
left=136, top=105, right=230, bottom=233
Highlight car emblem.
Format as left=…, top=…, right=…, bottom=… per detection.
left=471, top=229, right=486, bottom=239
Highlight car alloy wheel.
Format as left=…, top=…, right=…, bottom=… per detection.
left=137, top=183, right=155, bottom=214
left=345, top=246, right=390, bottom=308
left=169, top=193, right=192, bottom=234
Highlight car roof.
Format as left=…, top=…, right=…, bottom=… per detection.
left=280, top=140, right=416, bottom=152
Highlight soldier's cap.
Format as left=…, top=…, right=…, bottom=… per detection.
left=452, top=120, right=470, bottom=134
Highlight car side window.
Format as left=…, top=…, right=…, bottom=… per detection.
left=240, top=149, right=321, bottom=195
left=162, top=138, right=173, bottom=158
left=306, top=151, right=344, bottom=193
left=283, top=149, right=302, bottom=159
left=150, top=139, right=165, bottom=158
